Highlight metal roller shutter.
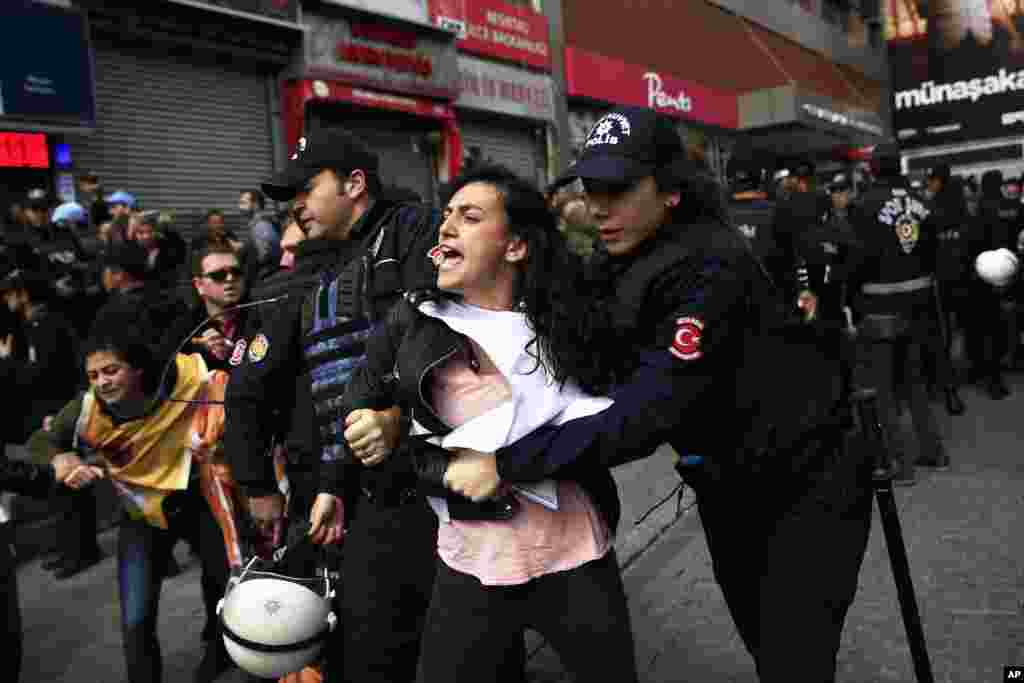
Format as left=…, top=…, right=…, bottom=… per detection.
left=72, top=41, right=273, bottom=223
left=459, top=118, right=542, bottom=186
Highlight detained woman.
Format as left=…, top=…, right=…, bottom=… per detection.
left=322, top=165, right=637, bottom=682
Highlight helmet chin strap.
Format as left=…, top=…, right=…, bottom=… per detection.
left=153, top=295, right=290, bottom=409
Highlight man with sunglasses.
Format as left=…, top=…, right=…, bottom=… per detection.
left=440, top=106, right=872, bottom=683
left=223, top=128, right=445, bottom=683
left=160, top=239, right=250, bottom=370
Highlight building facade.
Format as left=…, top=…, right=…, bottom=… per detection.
left=548, top=0, right=891, bottom=181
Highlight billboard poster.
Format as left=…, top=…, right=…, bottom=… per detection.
left=887, top=0, right=1024, bottom=147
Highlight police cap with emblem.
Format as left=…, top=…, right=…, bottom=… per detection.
left=555, top=106, right=684, bottom=187
left=262, top=129, right=381, bottom=202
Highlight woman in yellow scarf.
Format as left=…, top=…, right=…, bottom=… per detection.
left=37, top=330, right=244, bottom=683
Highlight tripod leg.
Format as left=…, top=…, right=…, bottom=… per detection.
left=875, top=482, right=935, bottom=683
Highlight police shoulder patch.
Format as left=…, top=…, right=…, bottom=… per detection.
left=229, top=339, right=247, bottom=366
left=670, top=317, right=704, bottom=361
left=248, top=334, right=269, bottom=363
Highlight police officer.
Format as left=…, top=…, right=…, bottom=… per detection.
left=223, top=127, right=443, bottom=683
left=971, top=169, right=1019, bottom=398
left=848, top=143, right=949, bottom=482
left=787, top=173, right=861, bottom=331
left=772, top=160, right=831, bottom=290
left=926, top=164, right=969, bottom=414
left=440, top=106, right=874, bottom=683
left=727, top=168, right=781, bottom=279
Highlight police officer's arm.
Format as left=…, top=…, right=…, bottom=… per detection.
left=494, top=254, right=749, bottom=483
left=322, top=298, right=410, bottom=491
left=224, top=299, right=302, bottom=498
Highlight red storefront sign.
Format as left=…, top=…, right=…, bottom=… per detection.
left=564, top=47, right=738, bottom=129
left=429, top=0, right=550, bottom=71
left=0, top=132, right=49, bottom=169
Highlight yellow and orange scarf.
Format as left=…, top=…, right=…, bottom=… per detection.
left=74, top=354, right=238, bottom=549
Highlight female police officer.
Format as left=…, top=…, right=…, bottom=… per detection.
left=438, top=106, right=874, bottom=683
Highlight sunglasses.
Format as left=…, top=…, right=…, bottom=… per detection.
left=202, top=267, right=244, bottom=283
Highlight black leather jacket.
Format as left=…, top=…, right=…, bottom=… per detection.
left=336, top=292, right=622, bottom=532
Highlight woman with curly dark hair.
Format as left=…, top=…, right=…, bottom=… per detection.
left=325, top=164, right=636, bottom=683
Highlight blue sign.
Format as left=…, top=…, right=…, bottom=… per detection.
left=0, top=2, right=95, bottom=126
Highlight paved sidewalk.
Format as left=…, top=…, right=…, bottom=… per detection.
left=527, top=379, right=1024, bottom=682
left=14, top=378, right=1024, bottom=682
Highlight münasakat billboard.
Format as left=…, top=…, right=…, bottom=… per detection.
left=887, top=0, right=1024, bottom=147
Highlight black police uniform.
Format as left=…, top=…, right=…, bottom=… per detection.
left=771, top=186, right=830, bottom=281
left=848, top=176, right=947, bottom=476
left=928, top=180, right=972, bottom=398
left=727, top=189, right=781, bottom=279
left=971, top=183, right=1020, bottom=396
left=5, top=221, right=95, bottom=335
left=224, top=198, right=443, bottom=683
left=1, top=456, right=61, bottom=682
left=490, top=213, right=872, bottom=683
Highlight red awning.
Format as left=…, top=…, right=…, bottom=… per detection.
left=562, top=0, right=883, bottom=119
left=743, top=19, right=883, bottom=113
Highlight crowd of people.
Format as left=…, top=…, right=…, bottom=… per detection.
left=725, top=154, right=1024, bottom=485
left=0, top=103, right=1020, bottom=683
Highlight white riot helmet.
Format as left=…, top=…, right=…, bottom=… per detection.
left=975, top=248, right=1019, bottom=288
left=218, top=555, right=337, bottom=678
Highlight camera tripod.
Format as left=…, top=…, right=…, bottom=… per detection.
left=849, top=387, right=935, bottom=683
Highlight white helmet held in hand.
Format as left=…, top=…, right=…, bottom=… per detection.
left=218, top=557, right=337, bottom=678
left=975, top=248, right=1019, bottom=288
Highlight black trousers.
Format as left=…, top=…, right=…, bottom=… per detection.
left=338, top=494, right=527, bottom=683
left=1, top=525, right=21, bottom=682
left=855, top=329, right=945, bottom=477
left=337, top=495, right=439, bottom=683
left=682, top=436, right=874, bottom=683
left=416, top=550, right=637, bottom=683
left=963, top=287, right=1010, bottom=383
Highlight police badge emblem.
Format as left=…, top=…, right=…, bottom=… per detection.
left=895, top=218, right=920, bottom=254
left=248, top=334, right=269, bottom=363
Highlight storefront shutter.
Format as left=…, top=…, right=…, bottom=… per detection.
left=71, top=41, right=274, bottom=237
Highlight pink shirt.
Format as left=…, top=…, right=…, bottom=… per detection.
left=432, top=339, right=611, bottom=586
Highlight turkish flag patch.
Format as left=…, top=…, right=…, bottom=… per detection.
left=670, top=317, right=704, bottom=361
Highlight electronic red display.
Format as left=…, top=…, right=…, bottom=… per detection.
left=0, top=132, right=50, bottom=169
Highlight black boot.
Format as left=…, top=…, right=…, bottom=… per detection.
left=944, top=386, right=965, bottom=416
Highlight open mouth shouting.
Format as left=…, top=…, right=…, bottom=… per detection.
left=428, top=244, right=463, bottom=270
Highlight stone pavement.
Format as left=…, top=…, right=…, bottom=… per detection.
left=527, top=378, right=1024, bottom=682
left=14, top=378, right=1024, bottom=682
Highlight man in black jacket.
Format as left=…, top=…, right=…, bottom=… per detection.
left=90, top=240, right=187, bottom=349
left=224, top=128, right=443, bottom=683
left=1, top=451, right=93, bottom=681
left=848, top=145, right=950, bottom=480
left=0, top=267, right=101, bottom=579
left=440, top=106, right=872, bottom=683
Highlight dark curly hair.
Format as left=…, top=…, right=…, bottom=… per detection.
left=424, top=164, right=613, bottom=394
left=81, top=329, right=160, bottom=396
